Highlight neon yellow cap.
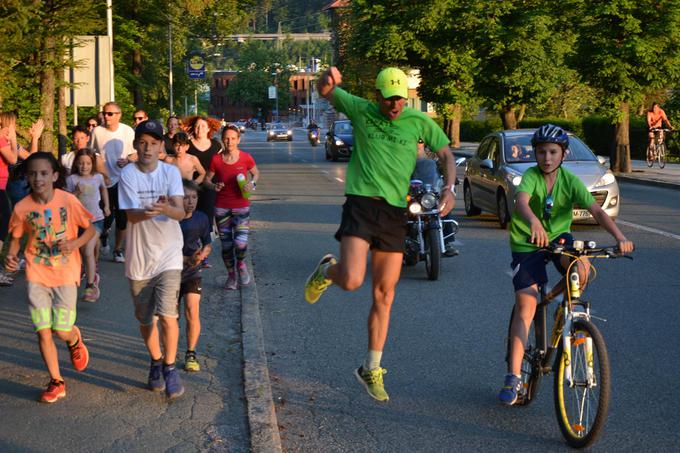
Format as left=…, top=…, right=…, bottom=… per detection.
left=375, top=67, right=408, bottom=99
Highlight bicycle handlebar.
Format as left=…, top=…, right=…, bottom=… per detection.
left=650, top=128, right=674, bottom=132
left=533, top=239, right=634, bottom=259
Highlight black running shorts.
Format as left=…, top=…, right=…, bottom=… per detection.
left=334, top=195, right=408, bottom=253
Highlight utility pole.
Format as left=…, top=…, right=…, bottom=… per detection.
left=168, top=21, right=174, bottom=115
left=106, top=0, right=115, bottom=101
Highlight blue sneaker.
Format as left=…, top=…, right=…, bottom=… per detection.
left=148, top=360, right=165, bottom=392
left=163, top=364, right=185, bottom=399
left=498, top=374, right=522, bottom=406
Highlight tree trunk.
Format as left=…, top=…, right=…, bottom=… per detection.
left=500, top=106, right=517, bottom=130
left=450, top=103, right=461, bottom=148
left=57, top=68, right=68, bottom=158
left=517, top=104, right=526, bottom=123
left=39, top=35, right=56, bottom=153
left=132, top=47, right=143, bottom=107
left=610, top=102, right=632, bottom=173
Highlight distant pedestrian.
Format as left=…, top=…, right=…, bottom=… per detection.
left=185, top=115, right=222, bottom=227
left=166, top=132, right=206, bottom=184
left=66, top=148, right=110, bottom=302
left=163, top=115, right=181, bottom=158
left=132, top=109, right=149, bottom=129
left=178, top=179, right=212, bottom=371
left=90, top=101, right=136, bottom=262
left=204, top=124, right=259, bottom=289
left=5, top=151, right=94, bottom=403
left=86, top=116, right=100, bottom=134
left=1, top=112, right=20, bottom=286
left=118, top=119, right=186, bottom=399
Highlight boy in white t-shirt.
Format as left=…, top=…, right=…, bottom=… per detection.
left=118, top=119, right=186, bottom=399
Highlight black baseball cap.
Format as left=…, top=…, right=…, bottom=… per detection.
left=135, top=119, right=164, bottom=141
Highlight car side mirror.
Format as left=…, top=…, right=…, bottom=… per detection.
left=597, top=156, right=606, bottom=166
left=480, top=158, right=494, bottom=170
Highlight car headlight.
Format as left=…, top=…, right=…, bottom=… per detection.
left=408, top=202, right=422, bottom=214
left=268, top=131, right=274, bottom=135
left=421, top=193, right=437, bottom=210
left=335, top=139, right=344, bottom=146
left=594, top=171, right=616, bottom=188
left=287, top=130, right=292, bottom=135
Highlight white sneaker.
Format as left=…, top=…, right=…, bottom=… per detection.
left=100, top=245, right=111, bottom=256
left=113, top=249, right=125, bottom=263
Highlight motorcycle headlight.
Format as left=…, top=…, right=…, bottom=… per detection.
left=593, top=171, right=616, bottom=188
left=408, top=202, right=422, bottom=214
left=421, top=193, right=437, bottom=210
left=335, top=139, right=344, bottom=146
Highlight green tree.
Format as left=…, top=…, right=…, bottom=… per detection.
left=569, top=0, right=680, bottom=172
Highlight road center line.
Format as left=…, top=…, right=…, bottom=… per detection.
left=617, top=219, right=680, bottom=241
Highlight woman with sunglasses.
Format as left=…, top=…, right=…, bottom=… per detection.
left=499, top=124, right=634, bottom=406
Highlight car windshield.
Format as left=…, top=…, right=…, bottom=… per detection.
left=335, top=122, right=353, bottom=134
left=504, top=134, right=597, bottom=163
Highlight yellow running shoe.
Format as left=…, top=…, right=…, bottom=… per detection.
left=184, top=351, right=200, bottom=372
left=355, top=366, right=389, bottom=402
left=304, top=254, right=337, bottom=304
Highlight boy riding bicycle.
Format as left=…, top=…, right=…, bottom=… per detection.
left=646, top=102, right=673, bottom=160
left=499, top=124, right=634, bottom=406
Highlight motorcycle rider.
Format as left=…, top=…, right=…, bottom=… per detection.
left=412, top=139, right=458, bottom=257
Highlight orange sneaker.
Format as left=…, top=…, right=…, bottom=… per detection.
left=68, top=326, right=89, bottom=372
left=39, top=379, right=66, bottom=403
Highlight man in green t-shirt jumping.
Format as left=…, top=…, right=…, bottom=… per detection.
left=304, top=66, right=457, bottom=402
left=499, top=124, right=634, bottom=406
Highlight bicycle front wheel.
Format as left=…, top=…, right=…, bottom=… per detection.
left=646, top=147, right=655, bottom=167
left=658, top=143, right=666, bottom=169
left=553, top=319, right=610, bottom=448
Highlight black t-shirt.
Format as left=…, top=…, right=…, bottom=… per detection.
left=180, top=210, right=212, bottom=281
left=188, top=139, right=222, bottom=175
left=163, top=133, right=175, bottom=156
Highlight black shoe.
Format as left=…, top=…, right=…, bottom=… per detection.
left=443, top=244, right=459, bottom=257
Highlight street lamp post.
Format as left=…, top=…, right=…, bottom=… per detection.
left=168, top=21, right=173, bottom=115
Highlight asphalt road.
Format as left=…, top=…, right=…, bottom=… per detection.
left=246, top=128, right=680, bottom=451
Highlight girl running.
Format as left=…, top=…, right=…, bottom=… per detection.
left=204, top=124, right=259, bottom=290
left=5, top=152, right=94, bottom=403
left=66, top=148, right=110, bottom=302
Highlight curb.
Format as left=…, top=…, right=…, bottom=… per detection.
left=240, top=256, right=283, bottom=453
left=614, top=174, right=680, bottom=191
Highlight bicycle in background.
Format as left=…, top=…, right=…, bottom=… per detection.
left=506, top=239, right=633, bottom=448
left=647, top=128, right=673, bottom=169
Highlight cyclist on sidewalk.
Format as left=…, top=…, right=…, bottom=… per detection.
left=499, top=124, right=634, bottom=406
left=304, top=66, right=456, bottom=402
left=646, top=102, right=673, bottom=161
left=5, top=152, right=94, bottom=403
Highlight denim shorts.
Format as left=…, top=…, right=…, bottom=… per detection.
left=92, top=219, right=104, bottom=234
left=510, top=233, right=573, bottom=291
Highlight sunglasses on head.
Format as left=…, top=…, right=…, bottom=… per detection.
left=543, top=195, right=554, bottom=221
left=103, top=111, right=120, bottom=116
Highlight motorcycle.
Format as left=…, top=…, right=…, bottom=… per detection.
left=308, top=128, right=321, bottom=146
left=403, top=157, right=466, bottom=280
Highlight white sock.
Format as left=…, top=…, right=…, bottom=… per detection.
left=363, top=349, right=383, bottom=371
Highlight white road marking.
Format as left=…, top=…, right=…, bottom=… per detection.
left=617, top=219, right=680, bottom=241
left=335, top=177, right=344, bottom=183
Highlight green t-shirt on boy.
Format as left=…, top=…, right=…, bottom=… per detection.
left=332, top=87, right=450, bottom=208
left=509, top=166, right=595, bottom=253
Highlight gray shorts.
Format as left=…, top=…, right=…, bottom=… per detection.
left=27, top=282, right=78, bottom=332
left=129, top=270, right=182, bottom=326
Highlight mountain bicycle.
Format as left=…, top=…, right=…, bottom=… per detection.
left=647, top=128, right=672, bottom=169
left=505, top=239, right=633, bottom=448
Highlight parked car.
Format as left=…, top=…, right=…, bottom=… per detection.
left=266, top=122, right=293, bottom=141
left=463, top=129, right=620, bottom=229
left=233, top=120, right=247, bottom=133
left=325, top=120, right=353, bottom=161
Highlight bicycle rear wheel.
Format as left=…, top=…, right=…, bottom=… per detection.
left=658, top=143, right=666, bottom=169
left=646, top=146, right=655, bottom=167
left=553, top=319, right=610, bottom=448
left=506, top=306, right=542, bottom=406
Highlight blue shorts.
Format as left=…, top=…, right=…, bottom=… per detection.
left=92, top=220, right=104, bottom=234
left=510, top=233, right=573, bottom=291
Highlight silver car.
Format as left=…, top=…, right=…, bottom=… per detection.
left=463, top=129, right=620, bottom=229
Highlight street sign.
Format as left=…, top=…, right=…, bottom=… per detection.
left=64, top=36, right=113, bottom=107
left=187, top=53, right=206, bottom=79
left=268, top=85, right=277, bottom=99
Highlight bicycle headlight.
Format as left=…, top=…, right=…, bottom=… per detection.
left=408, top=202, right=422, bottom=214
left=594, top=171, right=616, bottom=188
left=421, top=193, right=437, bottom=210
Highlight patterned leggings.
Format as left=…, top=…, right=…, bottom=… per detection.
left=215, top=206, right=250, bottom=272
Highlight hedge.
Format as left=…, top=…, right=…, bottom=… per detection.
left=459, top=115, right=677, bottom=159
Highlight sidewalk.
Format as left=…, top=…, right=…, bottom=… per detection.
left=455, top=141, right=680, bottom=190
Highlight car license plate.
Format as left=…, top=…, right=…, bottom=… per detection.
left=572, top=209, right=591, bottom=218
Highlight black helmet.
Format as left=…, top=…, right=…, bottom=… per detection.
left=531, top=124, right=569, bottom=150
